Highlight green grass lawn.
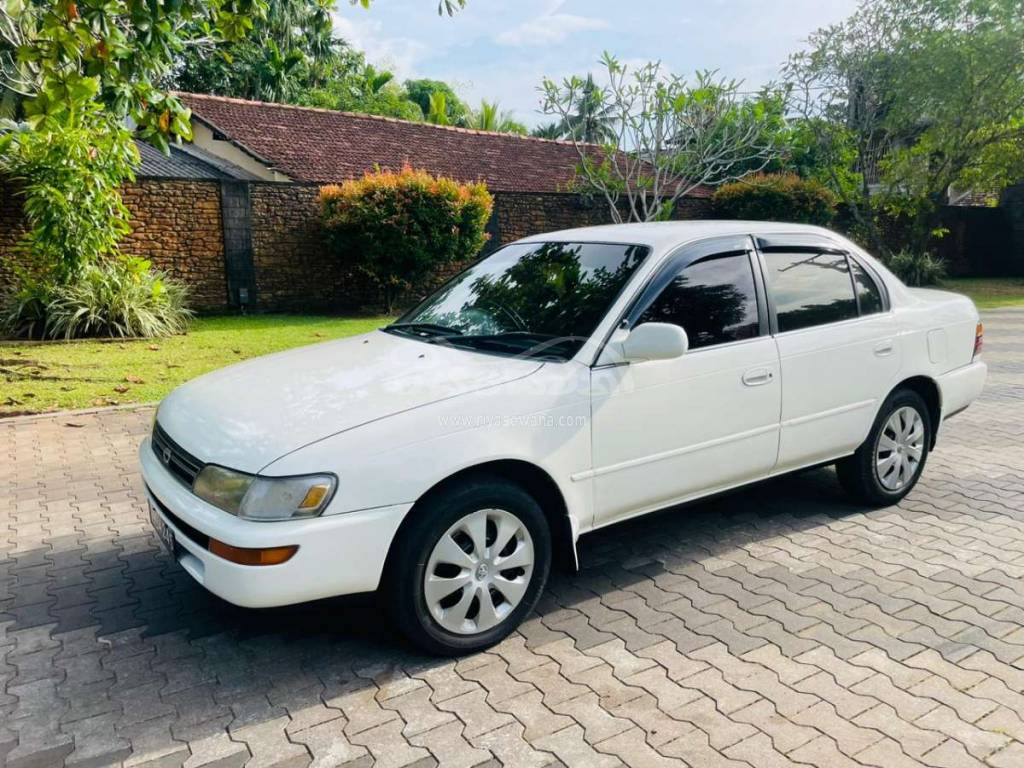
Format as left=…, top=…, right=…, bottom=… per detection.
left=0, top=314, right=391, bottom=417
left=940, top=277, right=1024, bottom=310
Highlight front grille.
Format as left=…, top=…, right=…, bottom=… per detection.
left=152, top=422, right=204, bottom=487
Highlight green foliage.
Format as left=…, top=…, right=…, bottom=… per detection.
left=174, top=0, right=338, bottom=103
left=531, top=122, right=564, bottom=140
left=1, top=0, right=267, bottom=152
left=885, top=250, right=947, bottom=287
left=296, top=58, right=424, bottom=120
left=466, top=100, right=527, bottom=134
left=319, top=166, right=493, bottom=311
left=713, top=173, right=838, bottom=226
left=786, top=0, right=1024, bottom=254
left=4, top=257, right=193, bottom=340
left=547, top=73, right=615, bottom=143
left=0, top=116, right=138, bottom=282
left=406, top=79, right=468, bottom=125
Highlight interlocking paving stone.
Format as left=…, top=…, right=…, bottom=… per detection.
left=4, top=308, right=1024, bottom=766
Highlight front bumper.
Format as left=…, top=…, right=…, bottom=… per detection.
left=139, top=438, right=410, bottom=608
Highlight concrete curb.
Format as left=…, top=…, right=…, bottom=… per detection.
left=0, top=401, right=157, bottom=424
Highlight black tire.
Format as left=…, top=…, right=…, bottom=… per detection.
left=386, top=474, right=552, bottom=656
left=836, top=388, right=932, bottom=506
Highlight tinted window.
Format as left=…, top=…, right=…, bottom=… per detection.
left=765, top=251, right=858, bottom=332
left=394, top=241, right=648, bottom=361
left=638, top=253, right=759, bottom=350
left=850, top=259, right=884, bottom=315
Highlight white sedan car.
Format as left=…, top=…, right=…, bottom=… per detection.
left=140, top=221, right=987, bottom=654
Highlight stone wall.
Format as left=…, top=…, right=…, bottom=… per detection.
left=1, top=180, right=715, bottom=313
left=0, top=179, right=228, bottom=309
left=489, top=192, right=714, bottom=246
left=0, top=182, right=28, bottom=293
left=121, top=180, right=227, bottom=308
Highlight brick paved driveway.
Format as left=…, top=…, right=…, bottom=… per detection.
left=3, top=310, right=1024, bottom=768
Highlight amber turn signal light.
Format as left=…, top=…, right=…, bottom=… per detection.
left=974, top=322, right=984, bottom=360
left=208, top=538, right=298, bottom=566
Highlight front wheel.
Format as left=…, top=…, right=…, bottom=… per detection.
left=836, top=388, right=932, bottom=506
left=386, top=475, right=551, bottom=656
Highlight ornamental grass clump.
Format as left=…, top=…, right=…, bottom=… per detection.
left=5, top=257, right=192, bottom=340
left=319, top=166, right=494, bottom=312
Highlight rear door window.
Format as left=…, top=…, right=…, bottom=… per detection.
left=764, top=251, right=858, bottom=332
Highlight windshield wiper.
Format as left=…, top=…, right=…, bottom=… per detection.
left=447, top=332, right=582, bottom=360
left=386, top=322, right=464, bottom=339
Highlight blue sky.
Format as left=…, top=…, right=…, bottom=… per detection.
left=334, top=0, right=861, bottom=127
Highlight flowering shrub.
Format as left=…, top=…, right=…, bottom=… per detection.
left=713, top=173, right=838, bottom=226
left=319, top=166, right=493, bottom=311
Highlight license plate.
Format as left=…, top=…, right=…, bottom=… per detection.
left=149, top=501, right=176, bottom=555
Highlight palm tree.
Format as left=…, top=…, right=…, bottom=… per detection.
left=426, top=92, right=450, bottom=125
left=531, top=121, right=564, bottom=139
left=467, top=100, right=527, bottom=134
left=558, top=74, right=616, bottom=143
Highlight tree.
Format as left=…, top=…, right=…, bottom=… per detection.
left=174, top=0, right=339, bottom=103
left=296, top=59, right=424, bottom=120
left=406, top=79, right=468, bottom=125
left=466, top=100, right=527, bottom=134
left=531, top=121, right=564, bottom=140
left=541, top=53, right=782, bottom=223
left=785, top=0, right=1024, bottom=254
left=550, top=74, right=614, bottom=143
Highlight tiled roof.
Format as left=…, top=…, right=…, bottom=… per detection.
left=135, top=139, right=260, bottom=181
left=178, top=93, right=713, bottom=197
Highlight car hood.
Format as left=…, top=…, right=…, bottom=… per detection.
left=156, top=330, right=543, bottom=473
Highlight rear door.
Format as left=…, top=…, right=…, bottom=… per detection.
left=756, top=234, right=901, bottom=471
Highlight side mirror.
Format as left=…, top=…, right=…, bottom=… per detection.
left=621, top=322, right=689, bottom=362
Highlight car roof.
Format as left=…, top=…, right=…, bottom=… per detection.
left=516, top=220, right=842, bottom=252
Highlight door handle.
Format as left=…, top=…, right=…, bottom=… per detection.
left=742, top=367, right=774, bottom=387
left=874, top=340, right=895, bottom=357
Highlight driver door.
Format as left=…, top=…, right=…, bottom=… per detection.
left=588, top=237, right=782, bottom=527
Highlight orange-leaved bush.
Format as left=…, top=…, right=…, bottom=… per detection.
left=713, top=173, right=838, bottom=226
left=319, top=166, right=494, bottom=311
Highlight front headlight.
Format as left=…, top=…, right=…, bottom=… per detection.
left=192, top=466, right=336, bottom=521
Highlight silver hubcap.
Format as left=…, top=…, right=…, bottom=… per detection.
left=876, top=406, right=925, bottom=491
left=424, top=508, right=534, bottom=635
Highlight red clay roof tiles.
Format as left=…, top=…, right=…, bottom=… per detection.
left=179, top=93, right=712, bottom=197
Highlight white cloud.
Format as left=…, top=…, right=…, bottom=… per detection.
left=495, top=11, right=609, bottom=47
left=333, top=13, right=430, bottom=79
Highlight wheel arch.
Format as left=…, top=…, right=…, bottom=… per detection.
left=383, top=459, right=579, bottom=580
left=890, top=375, right=941, bottom=448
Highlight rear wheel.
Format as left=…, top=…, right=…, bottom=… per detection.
left=387, top=475, right=551, bottom=655
left=836, top=388, right=932, bottom=506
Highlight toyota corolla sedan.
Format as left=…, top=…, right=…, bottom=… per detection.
left=140, top=221, right=987, bottom=654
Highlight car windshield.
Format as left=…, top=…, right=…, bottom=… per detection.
left=388, top=241, right=649, bottom=361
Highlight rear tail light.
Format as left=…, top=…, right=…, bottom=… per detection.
left=973, top=322, right=984, bottom=360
